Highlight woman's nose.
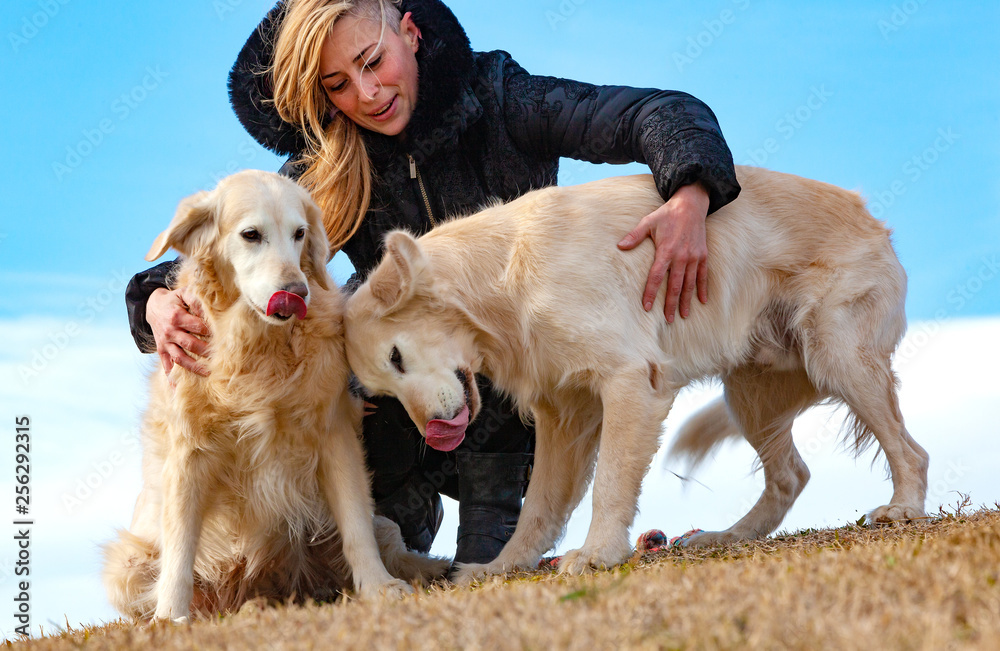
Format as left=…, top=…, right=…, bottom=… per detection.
left=358, top=69, right=381, bottom=101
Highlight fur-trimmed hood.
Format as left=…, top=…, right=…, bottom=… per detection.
left=227, top=0, right=477, bottom=159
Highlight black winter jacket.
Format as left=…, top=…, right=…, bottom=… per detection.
left=125, top=0, right=741, bottom=351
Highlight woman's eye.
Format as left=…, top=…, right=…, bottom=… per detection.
left=242, top=229, right=261, bottom=243
left=326, top=81, right=346, bottom=94
left=367, top=55, right=383, bottom=68
left=390, top=346, right=405, bottom=374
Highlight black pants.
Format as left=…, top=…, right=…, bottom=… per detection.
left=362, top=376, right=534, bottom=507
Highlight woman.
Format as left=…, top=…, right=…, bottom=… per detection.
left=125, top=0, right=741, bottom=566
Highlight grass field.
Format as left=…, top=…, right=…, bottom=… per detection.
left=11, top=501, right=1000, bottom=650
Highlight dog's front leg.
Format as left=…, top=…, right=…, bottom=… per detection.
left=154, top=444, right=217, bottom=622
left=559, top=367, right=674, bottom=575
left=453, top=402, right=599, bottom=584
left=320, top=397, right=413, bottom=599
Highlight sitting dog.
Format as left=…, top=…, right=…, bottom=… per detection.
left=342, top=167, right=929, bottom=580
left=103, top=170, right=448, bottom=622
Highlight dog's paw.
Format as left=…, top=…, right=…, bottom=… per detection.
left=557, top=542, right=631, bottom=575
left=152, top=602, right=190, bottom=624
left=234, top=596, right=271, bottom=618
left=151, top=614, right=190, bottom=625
left=378, top=578, right=415, bottom=599
left=449, top=562, right=490, bottom=586
left=450, top=560, right=517, bottom=586
left=357, top=577, right=414, bottom=600
left=680, top=530, right=740, bottom=548
left=869, top=503, right=925, bottom=524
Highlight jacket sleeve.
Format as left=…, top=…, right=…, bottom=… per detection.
left=124, top=259, right=180, bottom=354
left=495, top=54, right=740, bottom=214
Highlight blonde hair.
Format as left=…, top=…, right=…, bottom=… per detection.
left=270, top=0, right=402, bottom=252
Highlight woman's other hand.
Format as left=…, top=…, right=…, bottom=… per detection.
left=147, top=287, right=211, bottom=377
left=617, top=182, right=711, bottom=323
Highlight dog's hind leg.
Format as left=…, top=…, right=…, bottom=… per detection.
left=558, top=366, right=673, bottom=574
left=809, top=342, right=928, bottom=523
left=453, top=400, right=600, bottom=582
left=684, top=366, right=818, bottom=547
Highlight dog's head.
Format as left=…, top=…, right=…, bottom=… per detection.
left=345, top=231, right=481, bottom=452
left=146, top=170, right=331, bottom=324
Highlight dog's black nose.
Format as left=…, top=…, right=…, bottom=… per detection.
left=283, top=282, right=309, bottom=299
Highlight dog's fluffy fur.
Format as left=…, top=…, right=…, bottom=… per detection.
left=103, top=171, right=448, bottom=621
left=343, top=167, right=929, bottom=579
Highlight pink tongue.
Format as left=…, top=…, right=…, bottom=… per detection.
left=266, top=291, right=308, bottom=320
left=425, top=405, right=470, bottom=452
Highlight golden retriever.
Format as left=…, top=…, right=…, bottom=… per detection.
left=342, top=167, right=929, bottom=580
left=103, top=170, right=448, bottom=622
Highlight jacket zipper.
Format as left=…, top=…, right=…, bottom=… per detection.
left=408, top=154, right=437, bottom=226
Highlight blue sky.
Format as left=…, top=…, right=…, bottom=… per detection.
left=1, top=0, right=998, bottom=637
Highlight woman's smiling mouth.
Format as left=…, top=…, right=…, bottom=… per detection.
left=369, top=96, right=397, bottom=120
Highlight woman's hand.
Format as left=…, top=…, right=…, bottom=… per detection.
left=147, top=287, right=211, bottom=378
left=617, top=182, right=711, bottom=323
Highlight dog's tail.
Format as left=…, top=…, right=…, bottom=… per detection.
left=667, top=398, right=742, bottom=472
left=374, top=515, right=451, bottom=584
left=102, top=529, right=160, bottom=621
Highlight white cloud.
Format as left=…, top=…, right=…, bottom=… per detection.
left=1, top=316, right=997, bottom=637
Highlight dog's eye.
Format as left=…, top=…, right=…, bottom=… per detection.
left=242, top=229, right=261, bottom=243
left=294, top=227, right=305, bottom=242
left=390, top=346, right=405, bottom=374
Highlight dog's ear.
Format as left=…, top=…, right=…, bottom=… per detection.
left=146, top=190, right=215, bottom=261
left=301, top=197, right=331, bottom=291
left=368, top=230, right=429, bottom=314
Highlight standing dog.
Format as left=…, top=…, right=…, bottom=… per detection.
left=104, top=171, right=447, bottom=622
left=343, top=167, right=929, bottom=580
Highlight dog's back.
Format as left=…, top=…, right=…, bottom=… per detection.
left=417, top=167, right=905, bottom=388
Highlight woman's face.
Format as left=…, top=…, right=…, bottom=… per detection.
left=320, top=12, right=421, bottom=137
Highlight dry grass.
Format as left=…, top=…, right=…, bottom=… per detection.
left=12, top=501, right=1000, bottom=650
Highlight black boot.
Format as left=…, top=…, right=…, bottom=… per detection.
left=454, top=451, right=533, bottom=565
left=374, top=473, right=444, bottom=554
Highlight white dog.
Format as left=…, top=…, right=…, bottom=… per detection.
left=103, top=170, right=447, bottom=622
left=343, top=167, right=929, bottom=580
